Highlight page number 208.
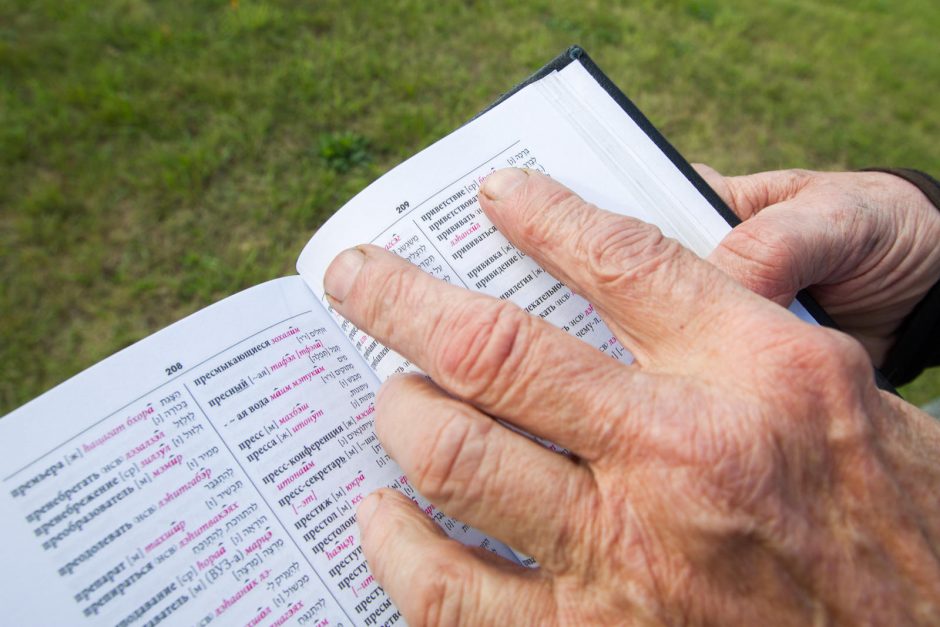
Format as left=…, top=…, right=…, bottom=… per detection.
left=165, top=362, right=183, bottom=376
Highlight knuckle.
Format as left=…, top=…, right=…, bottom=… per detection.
left=716, top=225, right=797, bottom=301
left=411, top=407, right=494, bottom=505
left=361, top=262, right=420, bottom=331
left=781, top=168, right=816, bottom=200
left=784, top=167, right=815, bottom=185
left=733, top=220, right=793, bottom=263
left=515, top=184, right=585, bottom=247
left=769, top=325, right=874, bottom=406
left=796, top=327, right=870, bottom=383
left=432, top=299, right=533, bottom=402
left=791, top=337, right=880, bottom=490
left=771, top=168, right=816, bottom=200
left=579, top=216, right=682, bottom=288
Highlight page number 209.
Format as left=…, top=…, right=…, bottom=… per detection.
left=165, top=362, right=183, bottom=376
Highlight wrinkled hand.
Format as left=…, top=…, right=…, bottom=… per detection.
left=694, top=165, right=940, bottom=366
left=324, top=169, right=940, bottom=625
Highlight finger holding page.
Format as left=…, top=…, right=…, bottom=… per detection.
left=694, top=163, right=832, bottom=303
left=478, top=169, right=767, bottom=370
left=357, top=488, right=556, bottom=625
left=695, top=164, right=940, bottom=368
left=375, top=373, right=599, bottom=571
left=708, top=199, right=836, bottom=305
left=691, top=163, right=813, bottom=220
left=323, top=245, right=642, bottom=459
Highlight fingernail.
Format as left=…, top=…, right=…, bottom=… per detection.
left=357, top=492, right=383, bottom=529
left=482, top=168, right=528, bottom=200
left=324, top=248, right=366, bottom=302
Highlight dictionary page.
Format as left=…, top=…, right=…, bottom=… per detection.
left=0, top=276, right=514, bottom=626
left=296, top=59, right=816, bottom=381
left=296, top=60, right=641, bottom=380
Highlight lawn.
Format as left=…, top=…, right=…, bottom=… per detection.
left=1, top=0, right=938, bottom=414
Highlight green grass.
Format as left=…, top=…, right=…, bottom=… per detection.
left=1, top=0, right=938, bottom=413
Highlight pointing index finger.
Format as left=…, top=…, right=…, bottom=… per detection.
left=323, top=244, right=641, bottom=460
left=478, top=168, right=779, bottom=369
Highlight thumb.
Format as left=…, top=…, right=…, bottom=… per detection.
left=692, top=165, right=816, bottom=220
left=707, top=200, right=834, bottom=305
left=691, top=163, right=734, bottom=209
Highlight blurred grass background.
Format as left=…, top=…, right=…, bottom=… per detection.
left=1, top=0, right=938, bottom=414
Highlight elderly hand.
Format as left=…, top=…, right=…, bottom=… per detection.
left=324, top=169, right=940, bottom=625
left=694, top=165, right=940, bottom=367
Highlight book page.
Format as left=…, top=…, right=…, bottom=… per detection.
left=0, top=276, right=514, bottom=626
left=296, top=60, right=817, bottom=381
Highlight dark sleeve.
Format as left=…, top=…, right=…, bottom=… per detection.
left=860, top=168, right=940, bottom=386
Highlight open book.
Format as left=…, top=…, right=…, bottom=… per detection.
left=0, top=47, right=821, bottom=626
